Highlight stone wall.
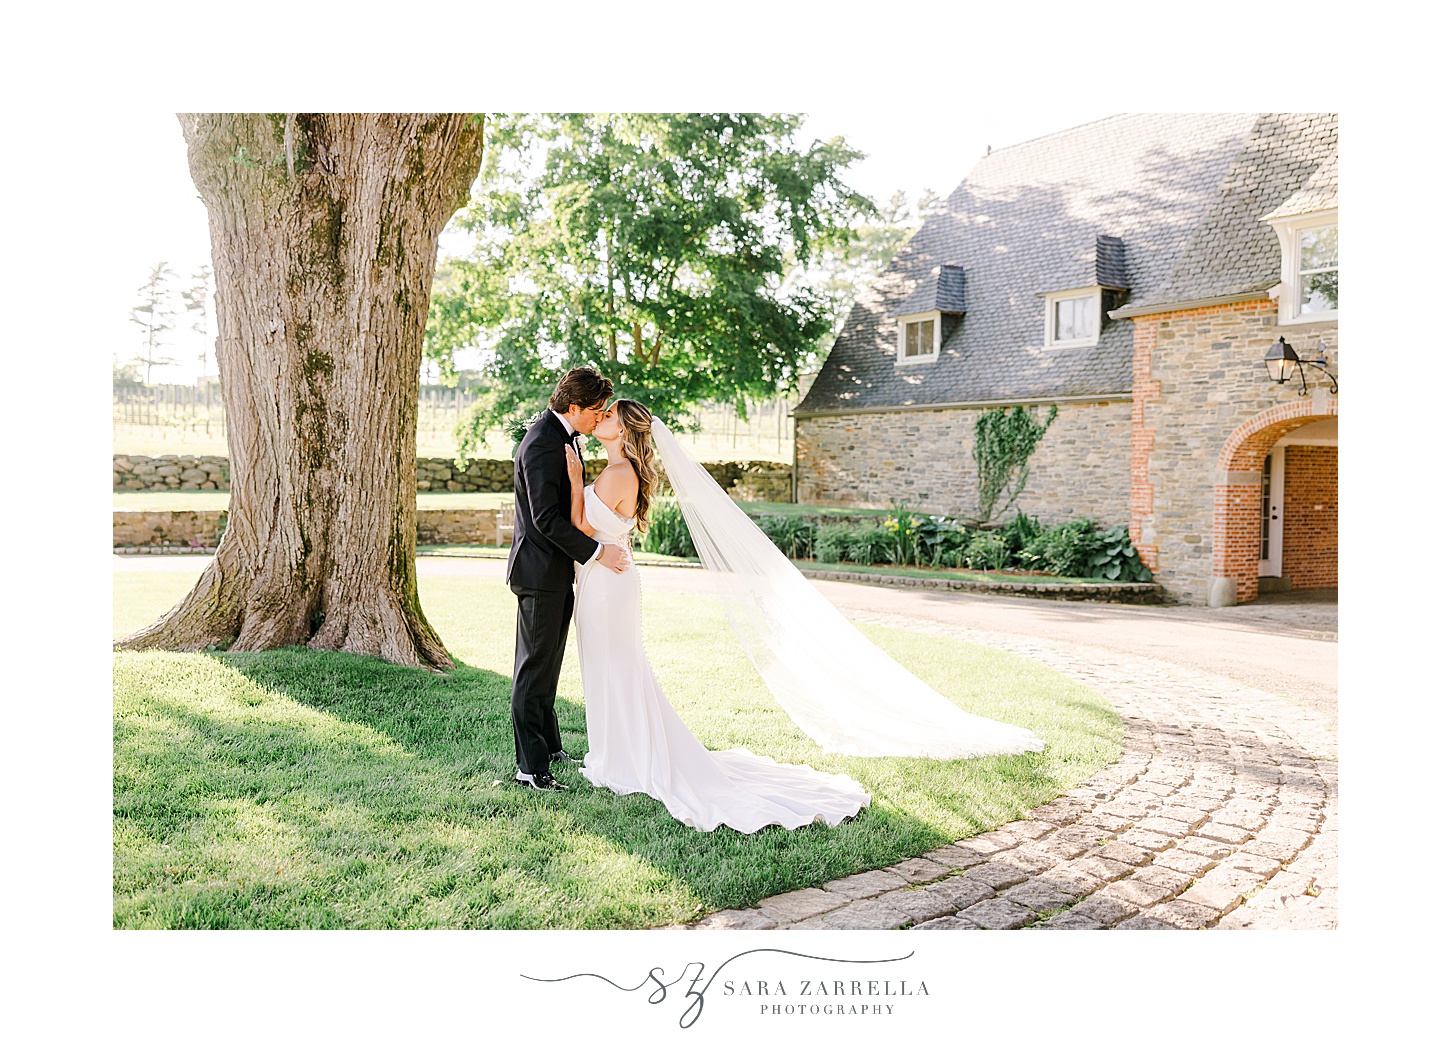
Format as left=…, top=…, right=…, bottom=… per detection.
left=1282, top=444, right=1337, bottom=589
left=114, top=453, right=792, bottom=499
left=114, top=510, right=229, bottom=548
left=114, top=455, right=228, bottom=490
left=115, top=507, right=516, bottom=548
left=795, top=400, right=1133, bottom=528
left=415, top=508, right=513, bottom=546
left=1131, top=299, right=1338, bottom=604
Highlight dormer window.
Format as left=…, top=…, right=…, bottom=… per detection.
left=1038, top=236, right=1125, bottom=350
left=890, top=264, right=964, bottom=367
left=896, top=312, right=940, bottom=365
left=1042, top=287, right=1103, bottom=349
left=1265, top=208, right=1337, bottom=324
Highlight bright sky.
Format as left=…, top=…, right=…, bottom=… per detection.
left=110, top=109, right=1113, bottom=385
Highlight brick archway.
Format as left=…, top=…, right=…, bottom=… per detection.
left=1212, top=391, right=1338, bottom=604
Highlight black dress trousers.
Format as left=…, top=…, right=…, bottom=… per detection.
left=510, top=582, right=573, bottom=777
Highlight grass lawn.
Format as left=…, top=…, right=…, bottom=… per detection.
left=114, top=568, right=1121, bottom=929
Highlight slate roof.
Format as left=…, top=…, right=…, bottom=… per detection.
left=1144, top=113, right=1337, bottom=309
left=797, top=112, right=1339, bottom=415
left=1263, top=151, right=1338, bottom=222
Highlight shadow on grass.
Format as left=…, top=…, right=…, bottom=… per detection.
left=114, top=642, right=1120, bottom=929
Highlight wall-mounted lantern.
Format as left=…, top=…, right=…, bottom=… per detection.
left=1263, top=337, right=1338, bottom=396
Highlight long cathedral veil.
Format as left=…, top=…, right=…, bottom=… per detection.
left=649, top=417, right=1044, bottom=759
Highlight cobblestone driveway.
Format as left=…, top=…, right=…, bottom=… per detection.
left=676, top=612, right=1338, bottom=932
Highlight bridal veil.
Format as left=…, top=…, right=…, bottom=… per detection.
left=649, top=417, right=1044, bottom=760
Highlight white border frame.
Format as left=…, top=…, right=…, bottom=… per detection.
left=1267, top=207, right=1338, bottom=325
left=895, top=311, right=941, bottom=365
left=1042, top=287, right=1101, bottom=349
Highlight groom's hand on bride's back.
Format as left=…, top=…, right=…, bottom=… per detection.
left=599, top=544, right=630, bottom=574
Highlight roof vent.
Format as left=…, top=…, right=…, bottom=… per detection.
left=889, top=264, right=966, bottom=318
left=1095, top=235, right=1128, bottom=290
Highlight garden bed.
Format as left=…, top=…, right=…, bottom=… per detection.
left=410, top=545, right=1162, bottom=602
left=797, top=563, right=1162, bottom=602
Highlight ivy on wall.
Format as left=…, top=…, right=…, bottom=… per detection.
left=972, top=404, right=1058, bottom=525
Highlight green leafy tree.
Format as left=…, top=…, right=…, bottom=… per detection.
left=786, top=186, right=946, bottom=368
left=428, top=113, right=873, bottom=456
left=113, top=355, right=143, bottom=388
left=972, top=405, right=1058, bottom=525
left=916, top=187, right=945, bottom=219
left=797, top=189, right=919, bottom=353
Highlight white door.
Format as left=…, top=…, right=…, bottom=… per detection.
left=1258, top=446, right=1285, bottom=577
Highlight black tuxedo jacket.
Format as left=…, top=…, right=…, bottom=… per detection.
left=505, top=411, right=599, bottom=591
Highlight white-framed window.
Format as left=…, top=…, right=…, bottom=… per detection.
left=1042, top=287, right=1102, bottom=349
left=1268, top=209, right=1338, bottom=324
left=896, top=312, right=940, bottom=365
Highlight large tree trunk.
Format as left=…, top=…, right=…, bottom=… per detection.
left=115, top=114, right=484, bottom=671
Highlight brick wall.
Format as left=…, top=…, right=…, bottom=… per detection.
left=1282, top=444, right=1337, bottom=589
left=796, top=400, right=1132, bottom=527
left=1132, top=299, right=1338, bottom=603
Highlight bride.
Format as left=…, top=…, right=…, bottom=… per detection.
left=562, top=399, right=1043, bottom=835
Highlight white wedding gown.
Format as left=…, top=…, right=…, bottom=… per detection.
left=573, top=484, right=871, bottom=833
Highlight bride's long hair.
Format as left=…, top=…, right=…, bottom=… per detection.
left=611, top=399, right=658, bottom=533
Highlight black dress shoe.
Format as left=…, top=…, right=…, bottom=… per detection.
left=515, top=770, right=568, bottom=791
left=549, top=750, right=580, bottom=765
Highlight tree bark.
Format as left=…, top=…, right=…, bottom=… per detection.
left=114, top=113, right=484, bottom=672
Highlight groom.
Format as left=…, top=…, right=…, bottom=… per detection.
left=506, top=366, right=630, bottom=791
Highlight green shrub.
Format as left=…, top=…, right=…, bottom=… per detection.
left=1016, top=517, right=1153, bottom=580
left=847, top=524, right=895, bottom=565
left=965, top=531, right=1010, bottom=571
left=1000, top=510, right=1042, bottom=564
left=1019, top=516, right=1099, bottom=576
left=1083, top=524, right=1154, bottom=582
left=814, top=523, right=857, bottom=564
left=641, top=496, right=696, bottom=558
left=883, top=502, right=925, bottom=566
left=917, top=515, right=973, bottom=568
left=754, top=514, right=814, bottom=558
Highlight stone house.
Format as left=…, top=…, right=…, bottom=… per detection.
left=793, top=113, right=1337, bottom=605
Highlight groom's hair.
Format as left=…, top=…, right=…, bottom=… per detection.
left=549, top=367, right=613, bottom=413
